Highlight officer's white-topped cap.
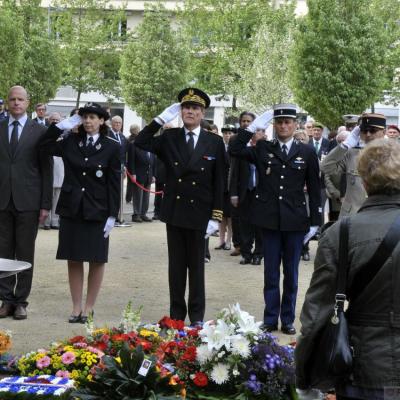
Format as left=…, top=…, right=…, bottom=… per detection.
left=273, top=103, right=297, bottom=119
left=342, top=114, right=359, bottom=124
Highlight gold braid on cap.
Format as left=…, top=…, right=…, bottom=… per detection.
left=181, top=93, right=206, bottom=107
left=212, top=209, right=223, bottom=222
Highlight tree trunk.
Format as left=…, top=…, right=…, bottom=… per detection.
left=76, top=90, right=81, bottom=108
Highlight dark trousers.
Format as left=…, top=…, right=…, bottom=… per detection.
left=153, top=182, right=164, bottom=217
left=0, top=200, right=39, bottom=306
left=132, top=184, right=150, bottom=217
left=240, top=218, right=263, bottom=260
left=126, top=179, right=134, bottom=203
left=231, top=206, right=241, bottom=248
left=205, top=238, right=210, bottom=260
left=262, top=229, right=304, bottom=326
left=166, top=224, right=205, bottom=323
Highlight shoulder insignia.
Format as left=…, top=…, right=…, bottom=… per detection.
left=268, top=153, right=274, bottom=158
left=106, top=136, right=119, bottom=143
left=56, top=137, right=64, bottom=142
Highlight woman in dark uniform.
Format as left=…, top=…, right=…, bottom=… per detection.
left=39, top=103, right=120, bottom=323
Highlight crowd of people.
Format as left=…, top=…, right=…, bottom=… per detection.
left=1, top=84, right=400, bottom=399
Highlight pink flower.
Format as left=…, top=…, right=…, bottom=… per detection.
left=61, top=351, right=76, bottom=365
left=56, top=370, right=70, bottom=378
left=74, top=342, right=88, bottom=349
left=36, top=356, right=51, bottom=369
left=87, top=346, right=104, bottom=357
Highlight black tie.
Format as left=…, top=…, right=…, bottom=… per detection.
left=282, top=144, right=288, bottom=156
left=187, top=132, right=194, bottom=157
left=10, top=120, right=19, bottom=156
left=87, top=136, right=94, bottom=147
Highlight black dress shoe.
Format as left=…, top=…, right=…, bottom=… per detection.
left=302, top=251, right=310, bottom=261
left=51, top=225, right=59, bottom=230
left=0, top=303, right=14, bottom=318
left=262, top=324, right=278, bottom=333
left=239, top=257, right=252, bottom=265
left=68, top=313, right=82, bottom=323
left=43, top=226, right=51, bottom=230
left=80, top=311, right=94, bottom=324
left=214, top=243, right=226, bottom=250
left=281, top=324, right=296, bottom=335
left=132, top=215, right=142, bottom=223
left=251, top=256, right=262, bottom=265
left=190, top=321, right=203, bottom=328
left=141, top=215, right=152, bottom=222
left=152, top=215, right=159, bottom=220
left=13, top=305, right=27, bottom=320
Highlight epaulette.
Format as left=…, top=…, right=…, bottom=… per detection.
left=106, top=136, right=119, bottom=143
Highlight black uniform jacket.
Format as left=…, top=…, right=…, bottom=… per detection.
left=135, top=120, right=225, bottom=231
left=39, top=124, right=121, bottom=221
left=229, top=129, right=321, bottom=231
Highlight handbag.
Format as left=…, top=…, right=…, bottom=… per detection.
left=308, top=217, right=353, bottom=389
left=308, top=213, right=400, bottom=389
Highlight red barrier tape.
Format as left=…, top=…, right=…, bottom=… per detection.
left=126, top=169, right=163, bottom=195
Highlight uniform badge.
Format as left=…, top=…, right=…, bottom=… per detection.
left=268, top=153, right=274, bottom=158
left=96, top=170, right=103, bottom=178
left=95, top=144, right=101, bottom=150
left=78, top=141, right=83, bottom=147
left=266, top=167, right=271, bottom=175
left=294, top=157, right=305, bottom=164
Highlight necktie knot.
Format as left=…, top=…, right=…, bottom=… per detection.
left=87, top=136, right=94, bottom=147
left=12, top=120, right=19, bottom=128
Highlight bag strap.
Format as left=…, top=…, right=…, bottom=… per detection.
left=336, top=217, right=350, bottom=295
left=348, top=213, right=400, bottom=301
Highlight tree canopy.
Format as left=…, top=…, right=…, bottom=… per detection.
left=120, top=3, right=188, bottom=122
left=290, top=0, right=388, bottom=128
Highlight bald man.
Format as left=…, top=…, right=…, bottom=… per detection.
left=0, top=86, right=52, bottom=320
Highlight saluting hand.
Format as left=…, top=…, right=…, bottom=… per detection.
left=157, top=103, right=181, bottom=124
left=247, top=109, right=274, bottom=134
left=56, top=114, right=82, bottom=131
left=342, top=126, right=360, bottom=149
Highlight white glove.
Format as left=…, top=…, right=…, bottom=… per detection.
left=56, top=114, right=82, bottom=131
left=156, top=103, right=181, bottom=124
left=303, top=226, right=319, bottom=245
left=342, top=126, right=360, bottom=149
left=103, top=217, right=116, bottom=238
left=205, top=220, right=219, bottom=239
left=247, top=109, right=274, bottom=134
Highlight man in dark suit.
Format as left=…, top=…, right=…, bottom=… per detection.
left=0, top=86, right=52, bottom=320
left=135, top=88, right=225, bottom=325
left=127, top=140, right=155, bottom=222
left=33, top=103, right=49, bottom=127
left=230, top=104, right=321, bottom=335
left=229, top=130, right=263, bottom=265
left=109, top=115, right=129, bottom=166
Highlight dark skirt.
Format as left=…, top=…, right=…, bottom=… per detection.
left=57, top=217, right=109, bottom=263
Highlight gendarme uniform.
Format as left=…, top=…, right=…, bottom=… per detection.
left=135, top=88, right=225, bottom=324
left=229, top=104, right=321, bottom=332
left=321, top=113, right=386, bottom=217
left=39, top=103, right=121, bottom=263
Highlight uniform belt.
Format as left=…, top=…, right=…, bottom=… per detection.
left=346, top=311, right=400, bottom=328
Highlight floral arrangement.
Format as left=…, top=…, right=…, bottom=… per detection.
left=0, top=330, right=12, bottom=354
left=11, top=303, right=296, bottom=399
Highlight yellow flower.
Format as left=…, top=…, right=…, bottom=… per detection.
left=87, top=374, right=93, bottom=381
left=139, top=329, right=158, bottom=338
left=70, top=370, right=80, bottom=380
left=93, top=328, right=109, bottom=335
left=115, top=357, right=121, bottom=364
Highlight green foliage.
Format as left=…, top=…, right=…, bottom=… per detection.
left=371, top=0, right=400, bottom=104
left=234, top=1, right=297, bottom=112
left=53, top=0, right=125, bottom=105
left=0, top=5, right=24, bottom=99
left=120, top=3, right=188, bottom=122
left=180, top=0, right=267, bottom=98
left=16, top=0, right=62, bottom=108
left=71, top=344, right=166, bottom=400
left=290, top=0, right=388, bottom=128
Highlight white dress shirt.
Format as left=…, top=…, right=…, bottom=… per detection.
left=8, top=114, right=28, bottom=142
left=86, top=133, right=99, bottom=146
left=278, top=137, right=294, bottom=153
left=184, top=125, right=201, bottom=148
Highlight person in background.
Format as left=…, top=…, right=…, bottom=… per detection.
left=386, top=125, right=400, bottom=140
left=126, top=124, right=140, bottom=204
left=296, top=139, right=400, bottom=400
left=44, top=112, right=64, bottom=230
left=209, top=124, right=219, bottom=135
left=215, top=124, right=234, bottom=251
left=0, top=99, right=8, bottom=120
left=304, top=120, right=315, bottom=141
left=294, top=130, right=309, bottom=144
left=39, top=102, right=120, bottom=324
left=33, top=103, right=49, bottom=127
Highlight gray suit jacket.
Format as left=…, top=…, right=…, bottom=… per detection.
left=0, top=118, right=53, bottom=211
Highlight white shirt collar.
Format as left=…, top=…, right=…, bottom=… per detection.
left=87, top=133, right=100, bottom=144
left=278, top=137, right=294, bottom=152
left=9, top=114, right=28, bottom=128
left=184, top=125, right=201, bottom=136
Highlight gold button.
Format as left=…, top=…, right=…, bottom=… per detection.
left=82, top=188, right=85, bottom=191
left=178, top=179, right=182, bottom=182
left=281, top=176, right=284, bottom=179
left=298, top=167, right=301, bottom=170
left=282, top=165, right=286, bottom=169
left=268, top=161, right=271, bottom=164
left=174, top=162, right=178, bottom=166
left=82, top=172, right=86, bottom=176
left=280, top=186, right=283, bottom=189
left=256, top=195, right=259, bottom=198
left=192, top=182, right=196, bottom=185
left=190, top=199, right=194, bottom=203
left=201, top=167, right=205, bottom=171
left=176, top=195, right=180, bottom=199
left=279, top=196, right=282, bottom=200
left=84, top=157, right=88, bottom=161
